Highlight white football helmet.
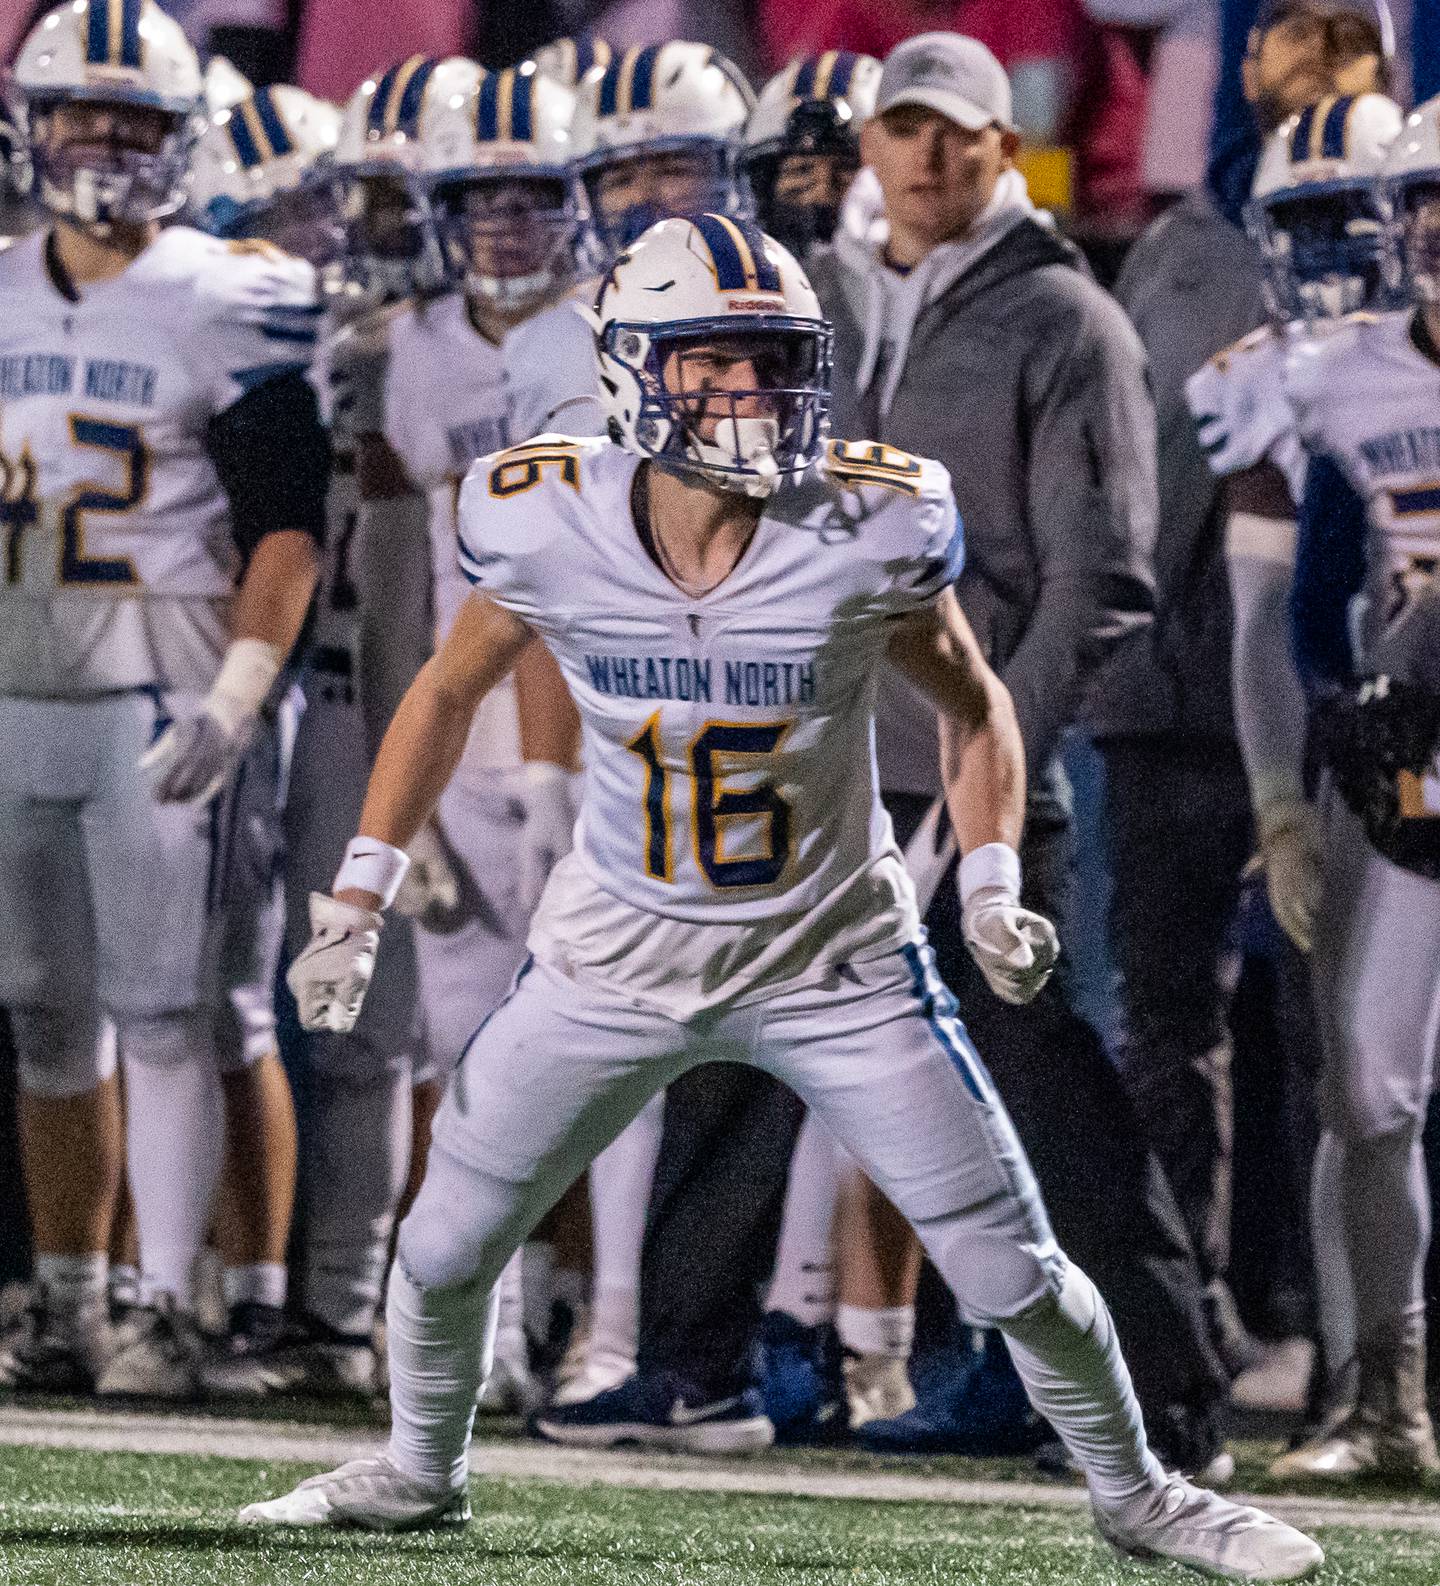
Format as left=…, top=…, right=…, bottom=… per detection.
left=1247, top=92, right=1404, bottom=324
left=589, top=213, right=831, bottom=497
left=203, top=55, right=253, bottom=115
left=743, top=52, right=879, bottom=258
left=572, top=41, right=754, bottom=258
left=421, top=62, right=596, bottom=312
left=532, top=36, right=613, bottom=94
left=332, top=55, right=477, bottom=301
left=1384, top=96, right=1440, bottom=305
left=10, top=0, right=203, bottom=232
left=190, top=85, right=340, bottom=259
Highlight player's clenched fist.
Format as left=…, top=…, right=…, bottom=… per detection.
left=288, top=893, right=384, bottom=1033
left=958, top=843, right=1059, bottom=1006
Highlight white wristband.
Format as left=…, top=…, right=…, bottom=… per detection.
left=958, top=842, right=1022, bottom=910
left=207, top=638, right=283, bottom=736
left=334, top=836, right=411, bottom=909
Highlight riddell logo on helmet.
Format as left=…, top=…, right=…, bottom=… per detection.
left=726, top=295, right=786, bottom=311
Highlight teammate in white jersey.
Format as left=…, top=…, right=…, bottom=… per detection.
left=1187, top=93, right=1403, bottom=957
left=0, top=0, right=326, bottom=1395
left=1262, top=97, right=1440, bottom=1481
left=364, top=58, right=604, bottom=1412
left=244, top=214, right=1324, bottom=1584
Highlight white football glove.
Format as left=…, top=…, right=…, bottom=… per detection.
left=287, top=892, right=383, bottom=1033
left=1258, top=798, right=1323, bottom=955
left=140, top=639, right=281, bottom=806
left=393, top=819, right=462, bottom=925
left=958, top=844, right=1060, bottom=1006
left=517, top=761, right=577, bottom=914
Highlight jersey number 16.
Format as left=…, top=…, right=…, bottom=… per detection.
left=626, top=716, right=793, bottom=890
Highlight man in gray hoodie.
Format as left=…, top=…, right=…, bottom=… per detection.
left=806, top=33, right=1231, bottom=1468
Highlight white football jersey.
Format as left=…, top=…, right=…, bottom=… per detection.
left=0, top=227, right=318, bottom=699
left=1186, top=322, right=1311, bottom=503
left=382, top=289, right=603, bottom=777
left=456, top=435, right=965, bottom=926
left=1286, top=310, right=1440, bottom=688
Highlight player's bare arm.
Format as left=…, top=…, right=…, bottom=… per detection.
left=889, top=585, right=1057, bottom=1007
left=886, top=587, right=1024, bottom=856
left=346, top=591, right=536, bottom=905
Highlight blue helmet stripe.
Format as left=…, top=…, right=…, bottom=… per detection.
left=1323, top=95, right=1354, bottom=159
left=793, top=58, right=819, bottom=98
left=86, top=0, right=109, bottom=66
left=252, top=87, right=294, bottom=158
left=228, top=106, right=265, bottom=167
left=394, top=57, right=436, bottom=137
left=512, top=71, right=534, bottom=141
left=575, top=37, right=607, bottom=76
left=368, top=61, right=404, bottom=132
left=830, top=51, right=859, bottom=97
left=692, top=213, right=781, bottom=292
left=694, top=213, right=749, bottom=288
left=118, top=0, right=141, bottom=69
left=476, top=70, right=500, bottom=140
left=736, top=217, right=781, bottom=290
left=630, top=43, right=661, bottom=111
left=1291, top=103, right=1317, bottom=163
left=598, top=56, right=623, bottom=117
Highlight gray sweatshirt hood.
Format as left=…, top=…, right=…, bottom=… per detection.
left=832, top=166, right=1062, bottom=418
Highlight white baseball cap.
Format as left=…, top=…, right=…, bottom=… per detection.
left=875, top=33, right=1013, bottom=133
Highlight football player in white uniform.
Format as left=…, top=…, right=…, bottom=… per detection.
left=1185, top=95, right=1402, bottom=1443
left=244, top=214, right=1324, bottom=1586
left=0, top=0, right=326, bottom=1394
left=362, top=57, right=602, bottom=1413
left=741, top=52, right=880, bottom=261
left=1262, top=94, right=1440, bottom=1481
left=1187, top=95, right=1402, bottom=957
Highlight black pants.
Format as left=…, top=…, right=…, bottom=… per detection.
left=636, top=796, right=1229, bottom=1452
left=1097, top=736, right=1252, bottom=1291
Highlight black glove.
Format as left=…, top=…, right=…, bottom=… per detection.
left=1310, top=675, right=1440, bottom=878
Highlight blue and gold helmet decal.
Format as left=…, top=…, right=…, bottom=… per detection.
left=476, top=68, right=536, bottom=143
left=86, top=0, right=143, bottom=71
left=226, top=88, right=295, bottom=170
left=597, top=43, right=664, bottom=118
left=1290, top=96, right=1358, bottom=163
left=368, top=55, right=438, bottom=138
left=548, top=36, right=611, bottom=84
left=691, top=213, right=782, bottom=293
left=791, top=51, right=862, bottom=103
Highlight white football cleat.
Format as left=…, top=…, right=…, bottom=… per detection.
left=238, top=1456, right=470, bottom=1531
left=1095, top=1476, right=1323, bottom=1581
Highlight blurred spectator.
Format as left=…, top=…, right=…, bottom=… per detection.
left=809, top=33, right=1232, bottom=1470
left=759, top=0, right=1149, bottom=224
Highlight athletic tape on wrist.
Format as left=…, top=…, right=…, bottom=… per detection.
left=958, top=842, right=1022, bottom=911
left=334, top=837, right=411, bottom=910
left=207, top=638, right=282, bottom=737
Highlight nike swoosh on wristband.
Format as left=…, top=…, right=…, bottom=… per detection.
left=669, top=1395, right=743, bottom=1426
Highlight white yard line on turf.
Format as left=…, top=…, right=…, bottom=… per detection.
left=0, top=1405, right=1438, bottom=1537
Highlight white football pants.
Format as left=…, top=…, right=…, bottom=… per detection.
left=386, top=943, right=1160, bottom=1504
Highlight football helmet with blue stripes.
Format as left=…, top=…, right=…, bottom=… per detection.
left=532, top=36, right=613, bottom=95
left=571, top=41, right=754, bottom=258
left=743, top=52, right=879, bottom=259
left=1247, top=91, right=1403, bottom=324
left=331, top=54, right=476, bottom=301
left=1383, top=97, right=1440, bottom=307
left=10, top=0, right=203, bottom=232
left=590, top=213, right=831, bottom=497
left=189, top=85, right=340, bottom=260
left=420, top=62, right=597, bottom=312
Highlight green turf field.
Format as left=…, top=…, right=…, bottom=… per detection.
left=0, top=1444, right=1436, bottom=1586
